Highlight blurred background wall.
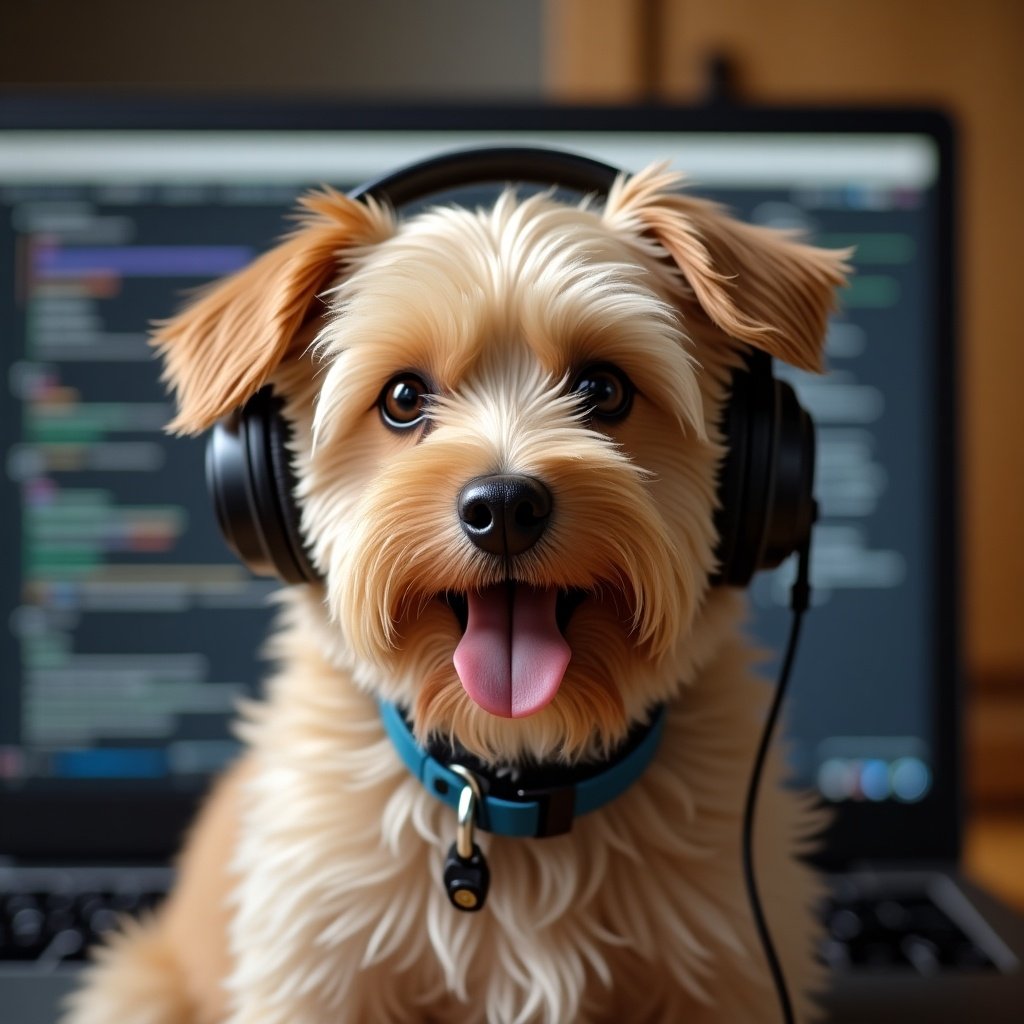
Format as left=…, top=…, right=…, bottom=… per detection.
left=0, top=0, right=544, bottom=98
left=3, top=0, right=1021, bottom=850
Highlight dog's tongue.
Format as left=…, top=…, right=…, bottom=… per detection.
left=453, top=584, right=570, bottom=718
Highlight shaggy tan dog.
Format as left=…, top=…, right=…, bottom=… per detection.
left=64, top=164, right=847, bottom=1024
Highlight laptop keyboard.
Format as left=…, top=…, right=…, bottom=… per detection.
left=0, top=888, right=165, bottom=964
left=820, top=891, right=997, bottom=973
left=0, top=879, right=1001, bottom=973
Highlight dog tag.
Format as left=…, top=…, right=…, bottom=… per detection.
left=443, top=765, right=490, bottom=912
left=443, top=841, right=490, bottom=912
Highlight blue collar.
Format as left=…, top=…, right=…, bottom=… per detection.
left=379, top=701, right=666, bottom=839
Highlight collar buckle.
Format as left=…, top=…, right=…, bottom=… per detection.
left=510, top=783, right=576, bottom=837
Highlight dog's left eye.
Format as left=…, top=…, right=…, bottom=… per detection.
left=380, top=374, right=429, bottom=429
left=570, top=363, right=634, bottom=422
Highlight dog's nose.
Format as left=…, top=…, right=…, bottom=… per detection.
left=457, top=475, right=553, bottom=557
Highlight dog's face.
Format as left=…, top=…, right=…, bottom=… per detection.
left=155, top=165, right=846, bottom=764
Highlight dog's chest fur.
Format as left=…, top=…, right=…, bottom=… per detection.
left=221, top=590, right=824, bottom=1024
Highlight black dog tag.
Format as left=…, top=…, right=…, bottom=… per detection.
left=443, top=841, right=490, bottom=912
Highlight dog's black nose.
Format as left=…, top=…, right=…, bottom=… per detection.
left=457, top=475, right=553, bottom=557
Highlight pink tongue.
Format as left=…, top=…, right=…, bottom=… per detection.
left=453, top=584, right=571, bottom=718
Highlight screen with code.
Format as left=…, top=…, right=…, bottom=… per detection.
left=0, top=129, right=940, bottom=809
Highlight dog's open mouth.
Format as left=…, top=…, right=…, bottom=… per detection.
left=443, top=586, right=586, bottom=719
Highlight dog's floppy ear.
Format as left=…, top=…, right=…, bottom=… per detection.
left=603, top=164, right=850, bottom=372
left=151, top=189, right=395, bottom=435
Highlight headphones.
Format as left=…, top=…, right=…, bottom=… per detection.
left=205, top=147, right=816, bottom=590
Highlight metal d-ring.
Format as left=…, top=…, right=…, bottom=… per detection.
left=449, top=764, right=482, bottom=860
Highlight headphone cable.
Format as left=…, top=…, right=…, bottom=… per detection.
left=742, top=530, right=813, bottom=1024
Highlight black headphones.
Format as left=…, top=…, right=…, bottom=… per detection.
left=205, top=147, right=816, bottom=589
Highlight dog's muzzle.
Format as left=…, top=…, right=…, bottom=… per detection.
left=452, top=475, right=567, bottom=719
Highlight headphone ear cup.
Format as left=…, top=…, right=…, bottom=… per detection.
left=206, top=408, right=259, bottom=573
left=760, top=381, right=816, bottom=571
left=205, top=387, right=317, bottom=585
left=712, top=353, right=816, bottom=587
left=712, top=365, right=755, bottom=587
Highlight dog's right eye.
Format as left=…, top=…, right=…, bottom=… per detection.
left=570, top=363, right=634, bottom=423
left=379, top=374, right=429, bottom=429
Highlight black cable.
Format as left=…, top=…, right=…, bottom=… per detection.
left=741, top=534, right=813, bottom=1024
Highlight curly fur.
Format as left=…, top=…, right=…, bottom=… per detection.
left=64, top=163, right=849, bottom=1024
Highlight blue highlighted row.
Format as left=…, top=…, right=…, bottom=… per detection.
left=34, top=245, right=253, bottom=278
left=53, top=748, right=168, bottom=779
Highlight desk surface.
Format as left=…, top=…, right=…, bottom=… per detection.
left=965, top=812, right=1024, bottom=910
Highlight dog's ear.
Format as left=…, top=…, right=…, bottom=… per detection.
left=152, top=189, right=395, bottom=435
left=603, top=163, right=850, bottom=372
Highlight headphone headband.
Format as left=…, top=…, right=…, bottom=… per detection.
left=348, top=146, right=620, bottom=208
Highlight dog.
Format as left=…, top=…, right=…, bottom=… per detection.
left=64, top=161, right=848, bottom=1024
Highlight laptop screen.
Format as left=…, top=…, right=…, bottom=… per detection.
left=0, top=103, right=956, bottom=864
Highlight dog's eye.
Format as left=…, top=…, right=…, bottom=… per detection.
left=379, top=374, right=429, bottom=429
left=570, top=364, right=634, bottom=422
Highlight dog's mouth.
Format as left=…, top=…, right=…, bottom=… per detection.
left=442, top=586, right=586, bottom=719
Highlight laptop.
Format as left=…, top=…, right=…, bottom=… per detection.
left=1, top=97, right=1021, bottom=1023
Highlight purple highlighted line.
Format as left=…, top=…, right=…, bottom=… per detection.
left=34, top=245, right=254, bottom=279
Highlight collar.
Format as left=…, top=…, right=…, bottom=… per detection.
left=379, top=701, right=666, bottom=839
